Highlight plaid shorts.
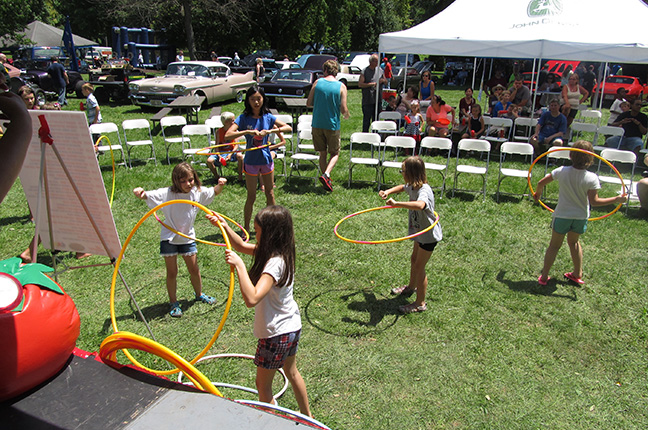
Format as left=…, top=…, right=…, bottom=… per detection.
left=254, top=329, right=301, bottom=369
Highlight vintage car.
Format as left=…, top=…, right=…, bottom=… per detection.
left=128, top=61, right=255, bottom=108
left=337, top=64, right=361, bottom=88
left=260, top=69, right=321, bottom=105
left=593, top=75, right=648, bottom=105
left=6, top=64, right=47, bottom=106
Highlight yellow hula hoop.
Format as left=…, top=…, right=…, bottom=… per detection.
left=95, top=135, right=116, bottom=208
left=99, top=331, right=222, bottom=396
left=153, top=210, right=250, bottom=245
left=527, top=147, right=626, bottom=221
left=334, top=205, right=440, bottom=244
left=109, top=200, right=235, bottom=375
left=195, top=142, right=272, bottom=156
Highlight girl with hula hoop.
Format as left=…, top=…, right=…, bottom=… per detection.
left=133, top=162, right=227, bottom=317
left=207, top=206, right=313, bottom=418
left=225, top=86, right=290, bottom=235
left=379, top=156, right=443, bottom=314
left=534, top=141, right=627, bottom=287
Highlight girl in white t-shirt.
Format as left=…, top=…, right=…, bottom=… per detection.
left=207, top=205, right=312, bottom=417
left=133, top=162, right=226, bottom=317
left=533, top=141, right=626, bottom=286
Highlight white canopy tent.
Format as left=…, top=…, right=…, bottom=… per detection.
left=379, top=0, right=648, bottom=63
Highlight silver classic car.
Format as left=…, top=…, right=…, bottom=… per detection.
left=128, top=61, right=255, bottom=108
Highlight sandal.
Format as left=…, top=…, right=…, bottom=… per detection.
left=391, top=285, right=416, bottom=297
left=399, top=302, right=427, bottom=314
left=538, top=275, right=550, bottom=286
left=196, top=293, right=216, bottom=304
left=564, top=272, right=585, bottom=285
left=169, top=302, right=182, bottom=318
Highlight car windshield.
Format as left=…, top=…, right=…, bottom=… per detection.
left=273, top=71, right=311, bottom=83
left=607, top=77, right=634, bottom=84
left=33, top=47, right=64, bottom=58
left=166, top=64, right=211, bottom=77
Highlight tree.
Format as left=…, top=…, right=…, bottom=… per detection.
left=0, top=0, right=47, bottom=44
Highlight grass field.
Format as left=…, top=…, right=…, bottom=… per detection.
left=1, top=86, right=648, bottom=429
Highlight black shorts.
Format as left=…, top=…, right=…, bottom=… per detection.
left=418, top=241, right=438, bottom=252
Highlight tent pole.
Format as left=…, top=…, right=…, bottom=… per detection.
left=531, top=58, right=540, bottom=117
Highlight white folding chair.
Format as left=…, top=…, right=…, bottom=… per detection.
left=496, top=141, right=534, bottom=202
left=541, top=146, right=572, bottom=200
left=122, top=119, right=157, bottom=168
left=569, top=122, right=597, bottom=145
left=599, top=148, right=636, bottom=211
left=370, top=120, right=398, bottom=143
left=160, top=116, right=188, bottom=164
left=205, top=116, right=224, bottom=146
left=380, top=136, right=417, bottom=188
left=296, top=121, right=314, bottom=152
left=452, top=138, right=491, bottom=200
left=594, top=125, right=624, bottom=151
left=512, top=117, right=538, bottom=143
left=378, top=111, right=403, bottom=133
left=577, top=109, right=602, bottom=127
left=295, top=115, right=312, bottom=147
left=419, top=136, right=452, bottom=195
left=288, top=128, right=320, bottom=183
left=348, top=132, right=383, bottom=189
left=274, top=114, right=294, bottom=153
left=89, top=122, right=127, bottom=168
left=484, top=117, right=513, bottom=150
left=181, top=124, right=211, bottom=166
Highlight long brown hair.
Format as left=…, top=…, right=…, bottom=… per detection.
left=249, top=205, right=295, bottom=288
left=402, top=156, right=427, bottom=189
left=170, top=162, right=201, bottom=193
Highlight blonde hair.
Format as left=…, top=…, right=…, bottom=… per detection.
left=82, top=83, right=94, bottom=92
left=570, top=140, right=594, bottom=169
left=220, top=111, right=235, bottom=124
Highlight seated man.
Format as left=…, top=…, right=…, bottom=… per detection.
left=508, top=75, right=531, bottom=116
left=530, top=98, right=567, bottom=154
left=605, top=99, right=647, bottom=155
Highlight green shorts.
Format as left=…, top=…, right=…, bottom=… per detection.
left=552, top=217, right=588, bottom=235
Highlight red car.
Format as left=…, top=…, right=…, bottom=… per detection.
left=593, top=75, right=648, bottom=104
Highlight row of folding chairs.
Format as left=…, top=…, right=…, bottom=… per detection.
left=90, top=120, right=157, bottom=169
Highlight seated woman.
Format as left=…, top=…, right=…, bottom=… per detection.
left=492, top=90, right=512, bottom=118
left=425, top=95, right=455, bottom=138
left=457, top=87, right=476, bottom=133
left=419, top=71, right=435, bottom=101
left=538, top=74, right=561, bottom=107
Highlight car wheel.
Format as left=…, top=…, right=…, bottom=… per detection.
left=75, top=80, right=86, bottom=98
left=34, top=89, right=46, bottom=107
left=236, top=90, right=244, bottom=103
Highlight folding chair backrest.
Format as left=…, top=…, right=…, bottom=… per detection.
left=122, top=118, right=151, bottom=131
left=204, top=116, right=223, bottom=130
left=597, top=125, right=624, bottom=138
left=182, top=124, right=211, bottom=136
left=512, top=117, right=538, bottom=141
left=378, top=111, right=402, bottom=123
left=90, top=122, right=119, bottom=135
left=275, top=114, right=293, bottom=128
left=579, top=109, right=602, bottom=126
left=298, top=128, right=313, bottom=141
left=350, top=132, right=381, bottom=146
left=385, top=135, right=416, bottom=151
left=458, top=138, right=490, bottom=153
left=161, top=116, right=187, bottom=128
left=298, top=114, right=312, bottom=124
left=500, top=141, right=534, bottom=157
left=420, top=136, right=452, bottom=152
left=600, top=148, right=637, bottom=165
left=371, top=120, right=398, bottom=133
left=546, top=146, right=571, bottom=161
left=570, top=122, right=597, bottom=143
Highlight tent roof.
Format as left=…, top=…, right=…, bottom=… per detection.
left=379, top=0, right=648, bottom=63
left=1, top=21, right=97, bottom=47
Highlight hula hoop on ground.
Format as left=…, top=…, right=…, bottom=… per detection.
left=153, top=210, right=250, bottom=246
left=527, top=147, right=626, bottom=221
left=334, top=206, right=440, bottom=244
left=94, top=135, right=116, bottom=207
left=99, top=331, right=222, bottom=396
left=234, top=400, right=332, bottom=430
left=177, top=353, right=289, bottom=399
left=196, top=142, right=272, bottom=157
left=109, top=200, right=235, bottom=375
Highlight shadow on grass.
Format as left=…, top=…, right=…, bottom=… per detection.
left=0, top=213, right=31, bottom=227
left=447, top=190, right=480, bottom=202
left=496, top=270, right=577, bottom=300
left=304, top=288, right=408, bottom=337
left=280, top=179, right=325, bottom=195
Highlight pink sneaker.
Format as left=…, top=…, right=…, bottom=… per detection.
left=564, top=272, right=585, bottom=285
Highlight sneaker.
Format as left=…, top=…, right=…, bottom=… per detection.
left=196, top=293, right=216, bottom=304
left=319, top=174, right=333, bottom=192
left=399, top=302, right=427, bottom=314
left=391, top=285, right=416, bottom=297
left=169, top=302, right=182, bottom=317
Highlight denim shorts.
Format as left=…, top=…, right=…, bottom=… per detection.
left=552, top=217, right=588, bottom=235
left=244, top=161, right=274, bottom=176
left=254, top=329, right=300, bottom=369
left=160, top=240, right=197, bottom=257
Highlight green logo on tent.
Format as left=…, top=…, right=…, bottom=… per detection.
left=527, top=0, right=563, bottom=17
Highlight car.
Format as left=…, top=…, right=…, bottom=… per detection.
left=88, top=59, right=154, bottom=103
left=22, top=69, right=85, bottom=99
left=593, top=75, right=648, bottom=105
left=297, top=54, right=337, bottom=70
left=7, top=68, right=46, bottom=107
left=13, top=46, right=86, bottom=98
left=128, top=61, right=255, bottom=108
left=276, top=61, right=301, bottom=70
left=336, top=64, right=362, bottom=88
left=390, top=66, right=421, bottom=94
left=350, top=54, right=371, bottom=71
left=388, top=54, right=420, bottom=67
left=342, top=51, right=370, bottom=65
left=260, top=69, right=322, bottom=104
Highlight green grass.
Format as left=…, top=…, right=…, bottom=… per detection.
left=1, top=88, right=648, bottom=429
